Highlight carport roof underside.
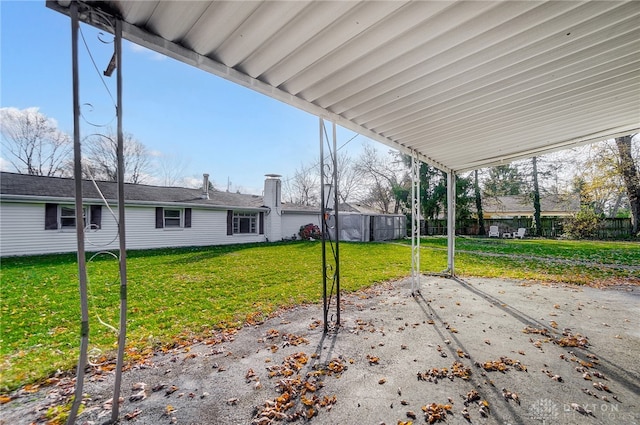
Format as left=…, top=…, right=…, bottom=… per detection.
left=47, top=1, right=640, bottom=173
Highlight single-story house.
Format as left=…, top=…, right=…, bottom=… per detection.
left=0, top=172, right=405, bottom=256
left=474, top=194, right=581, bottom=237
left=481, top=194, right=580, bottom=218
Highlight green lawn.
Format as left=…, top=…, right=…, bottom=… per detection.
left=1, top=238, right=638, bottom=392
left=414, top=236, right=640, bottom=265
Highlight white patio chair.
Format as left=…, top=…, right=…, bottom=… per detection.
left=514, top=228, right=526, bottom=239
left=488, top=225, right=499, bottom=238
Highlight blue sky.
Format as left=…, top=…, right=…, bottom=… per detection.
left=1, top=1, right=371, bottom=194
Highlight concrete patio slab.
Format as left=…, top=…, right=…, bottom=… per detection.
left=2, top=277, right=639, bottom=425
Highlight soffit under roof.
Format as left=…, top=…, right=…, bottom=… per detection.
left=47, top=1, right=640, bottom=173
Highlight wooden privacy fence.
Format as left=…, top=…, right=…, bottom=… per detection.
left=421, top=217, right=633, bottom=239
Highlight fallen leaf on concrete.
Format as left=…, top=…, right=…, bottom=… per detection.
left=152, top=383, right=167, bottom=392
left=367, top=354, right=380, bottom=365
left=571, top=402, right=594, bottom=416
left=124, top=408, right=142, bottom=420
left=129, top=389, right=146, bottom=402
left=593, top=382, right=611, bottom=392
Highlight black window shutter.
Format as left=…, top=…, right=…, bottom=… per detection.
left=259, top=212, right=264, bottom=235
left=155, top=207, right=164, bottom=228
left=184, top=208, right=192, bottom=228
left=226, top=210, right=233, bottom=235
left=45, top=203, right=58, bottom=230
left=90, top=205, right=102, bottom=229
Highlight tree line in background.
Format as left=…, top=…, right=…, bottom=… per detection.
left=2, top=107, right=638, bottom=238
left=282, top=136, right=639, bottom=239
left=0, top=107, right=190, bottom=187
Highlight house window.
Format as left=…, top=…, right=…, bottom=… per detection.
left=45, top=203, right=101, bottom=230
left=60, top=206, right=84, bottom=229
left=155, top=207, right=192, bottom=229
left=233, top=212, right=257, bottom=234
left=164, top=209, right=182, bottom=228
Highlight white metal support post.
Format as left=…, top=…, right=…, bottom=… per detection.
left=410, top=151, right=421, bottom=294
left=319, top=118, right=340, bottom=332
left=111, top=16, right=128, bottom=424
left=447, top=171, right=456, bottom=276
left=332, top=122, right=340, bottom=327
left=67, top=3, right=89, bottom=423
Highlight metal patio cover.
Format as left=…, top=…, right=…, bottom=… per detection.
left=48, top=1, right=640, bottom=173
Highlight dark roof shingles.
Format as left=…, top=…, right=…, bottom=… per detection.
left=0, top=172, right=264, bottom=208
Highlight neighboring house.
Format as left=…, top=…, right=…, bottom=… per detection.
left=481, top=195, right=580, bottom=218
left=475, top=194, right=581, bottom=237
left=0, top=172, right=404, bottom=257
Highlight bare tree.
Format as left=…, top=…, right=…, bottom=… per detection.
left=283, top=162, right=320, bottom=206
left=0, top=107, right=72, bottom=176
left=355, top=144, right=405, bottom=213
left=84, top=131, right=150, bottom=184
left=336, top=153, right=363, bottom=204
left=155, top=152, right=191, bottom=186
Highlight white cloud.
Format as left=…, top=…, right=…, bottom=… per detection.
left=0, top=156, right=13, bottom=172
left=126, top=41, right=166, bottom=61
left=182, top=176, right=202, bottom=189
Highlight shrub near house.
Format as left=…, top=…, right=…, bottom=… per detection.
left=299, top=223, right=321, bottom=240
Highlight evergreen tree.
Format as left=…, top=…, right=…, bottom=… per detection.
left=483, top=164, right=524, bottom=197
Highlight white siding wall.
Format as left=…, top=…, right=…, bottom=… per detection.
left=281, top=212, right=321, bottom=240
left=1, top=202, right=88, bottom=256
left=0, top=202, right=265, bottom=257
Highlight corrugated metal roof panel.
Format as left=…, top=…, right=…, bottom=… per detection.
left=47, top=0, right=640, bottom=173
